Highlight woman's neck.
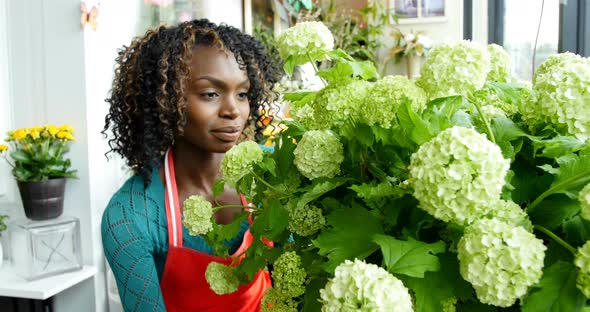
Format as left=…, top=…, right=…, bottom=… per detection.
left=171, top=140, right=224, bottom=194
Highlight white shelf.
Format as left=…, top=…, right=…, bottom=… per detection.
left=0, top=264, right=97, bottom=300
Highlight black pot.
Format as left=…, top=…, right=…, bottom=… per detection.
left=17, top=178, right=66, bottom=221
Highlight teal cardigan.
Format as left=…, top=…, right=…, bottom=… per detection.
left=101, top=167, right=248, bottom=311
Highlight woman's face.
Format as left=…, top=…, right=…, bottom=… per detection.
left=181, top=45, right=251, bottom=153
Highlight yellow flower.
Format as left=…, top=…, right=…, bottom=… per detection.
left=57, top=131, right=75, bottom=141
left=46, top=125, right=59, bottom=137
left=0, top=144, right=7, bottom=152
left=32, top=126, right=44, bottom=132
left=59, top=124, right=74, bottom=133
left=12, top=129, right=27, bottom=141
left=29, top=130, right=40, bottom=140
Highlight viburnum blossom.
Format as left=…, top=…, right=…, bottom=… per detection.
left=182, top=195, right=213, bottom=236
left=288, top=204, right=326, bottom=236
left=408, top=126, right=510, bottom=225
left=579, top=184, right=590, bottom=221
left=221, top=141, right=264, bottom=188
left=360, top=75, right=427, bottom=129
left=293, top=130, right=344, bottom=180
left=523, top=53, right=590, bottom=141
left=575, top=240, right=590, bottom=299
left=272, top=251, right=307, bottom=298
left=487, top=44, right=511, bottom=82
left=458, top=218, right=546, bottom=307
left=417, top=40, right=491, bottom=99
left=291, top=104, right=317, bottom=130
left=320, top=259, right=413, bottom=312
left=487, top=199, right=533, bottom=231
left=261, top=288, right=298, bottom=312
left=204, top=262, right=239, bottom=295
left=277, top=21, right=334, bottom=64
left=308, top=80, right=372, bottom=130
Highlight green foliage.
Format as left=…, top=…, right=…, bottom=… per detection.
left=0, top=215, right=8, bottom=236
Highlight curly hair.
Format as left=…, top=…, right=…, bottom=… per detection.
left=103, top=19, right=282, bottom=184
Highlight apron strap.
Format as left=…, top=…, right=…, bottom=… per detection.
left=164, top=149, right=183, bottom=248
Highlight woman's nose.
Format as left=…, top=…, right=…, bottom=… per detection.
left=219, top=95, right=240, bottom=119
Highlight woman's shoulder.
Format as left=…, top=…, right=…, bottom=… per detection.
left=102, top=168, right=165, bottom=229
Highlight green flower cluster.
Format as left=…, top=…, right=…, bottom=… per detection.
left=458, top=218, right=546, bottom=307
left=471, top=86, right=519, bottom=117
left=291, top=104, right=317, bottom=130
left=489, top=200, right=533, bottom=231
left=441, top=297, right=457, bottom=312
left=272, top=251, right=307, bottom=298
left=277, top=21, right=334, bottom=64
left=360, top=75, right=427, bottom=129
left=204, top=262, right=239, bottom=295
left=221, top=141, right=264, bottom=188
left=486, top=44, right=511, bottom=82
left=580, top=184, right=590, bottom=221
left=575, top=241, right=590, bottom=299
left=304, top=80, right=372, bottom=130
left=288, top=204, right=325, bottom=236
left=261, top=288, right=298, bottom=312
left=417, top=40, right=491, bottom=99
left=524, top=53, right=590, bottom=141
left=182, top=195, right=213, bottom=236
left=408, top=126, right=510, bottom=225
left=319, top=259, right=414, bottom=312
left=293, top=130, right=344, bottom=180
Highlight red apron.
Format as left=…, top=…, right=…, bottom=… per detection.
left=160, top=150, right=271, bottom=311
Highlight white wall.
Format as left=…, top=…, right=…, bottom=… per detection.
left=3, top=0, right=138, bottom=311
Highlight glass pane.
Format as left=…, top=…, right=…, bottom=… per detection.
left=503, top=0, right=560, bottom=81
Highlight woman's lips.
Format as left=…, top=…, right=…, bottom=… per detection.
left=211, top=127, right=241, bottom=142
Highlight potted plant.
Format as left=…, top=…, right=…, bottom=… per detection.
left=0, top=125, right=77, bottom=220
left=387, top=29, right=432, bottom=78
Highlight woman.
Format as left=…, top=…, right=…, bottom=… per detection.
left=101, top=19, right=280, bottom=311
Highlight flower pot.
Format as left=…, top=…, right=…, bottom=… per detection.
left=17, top=178, right=66, bottom=221
left=406, top=55, right=422, bottom=79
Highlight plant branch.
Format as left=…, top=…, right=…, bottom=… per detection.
left=470, top=96, right=496, bottom=143
left=534, top=224, right=576, bottom=255
left=306, top=53, right=328, bottom=87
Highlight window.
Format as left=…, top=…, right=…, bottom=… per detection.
left=503, top=0, right=560, bottom=81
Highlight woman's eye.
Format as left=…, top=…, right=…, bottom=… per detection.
left=201, top=92, right=218, bottom=99
left=238, top=92, right=249, bottom=100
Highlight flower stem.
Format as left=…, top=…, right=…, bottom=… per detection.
left=534, top=224, right=576, bottom=255
left=212, top=205, right=255, bottom=213
left=471, top=98, right=496, bottom=144
left=251, top=171, right=283, bottom=194
left=307, top=53, right=328, bottom=87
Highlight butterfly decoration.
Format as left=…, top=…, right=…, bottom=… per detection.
left=80, top=2, right=99, bottom=31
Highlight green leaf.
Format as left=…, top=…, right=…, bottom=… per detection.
left=528, top=195, right=580, bottom=230
left=283, top=55, right=296, bottom=77
left=374, top=235, right=445, bottom=277
left=564, top=216, right=590, bottom=248
left=400, top=253, right=474, bottom=312
left=204, top=212, right=249, bottom=256
left=426, top=95, right=465, bottom=117
left=303, top=277, right=326, bottom=312
left=521, top=261, right=585, bottom=312
left=250, top=199, right=289, bottom=241
left=317, top=61, right=353, bottom=83
left=212, top=179, right=225, bottom=199
left=532, top=136, right=587, bottom=159
left=397, top=99, right=434, bottom=145
left=296, top=178, right=348, bottom=210
left=530, top=152, right=590, bottom=208
left=349, top=181, right=403, bottom=200
left=282, top=91, right=316, bottom=103
left=327, top=49, right=354, bottom=62
left=313, top=203, right=384, bottom=272
left=257, top=157, right=277, bottom=177
left=350, top=60, right=378, bottom=80
left=487, top=81, right=524, bottom=104
left=10, top=150, right=33, bottom=164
